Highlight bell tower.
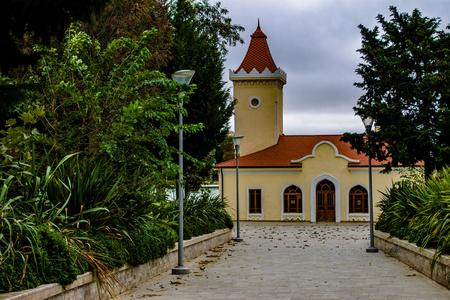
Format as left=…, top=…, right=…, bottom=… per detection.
left=230, top=21, right=287, bottom=156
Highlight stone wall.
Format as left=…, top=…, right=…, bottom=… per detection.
left=0, top=229, right=232, bottom=300
left=375, top=230, right=450, bottom=289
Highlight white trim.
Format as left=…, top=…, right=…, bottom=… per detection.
left=349, top=168, right=388, bottom=174
left=283, top=214, right=305, bottom=221
left=291, top=141, right=360, bottom=164
left=230, top=67, right=287, bottom=83
left=310, top=174, right=341, bottom=222
left=249, top=96, right=261, bottom=109
left=348, top=215, right=369, bottom=221
left=346, top=183, right=369, bottom=221
left=247, top=187, right=263, bottom=220
left=222, top=170, right=300, bottom=176
left=280, top=183, right=305, bottom=221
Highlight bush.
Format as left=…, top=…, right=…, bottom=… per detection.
left=181, top=191, right=233, bottom=240
left=376, top=166, right=450, bottom=263
left=124, top=224, right=176, bottom=266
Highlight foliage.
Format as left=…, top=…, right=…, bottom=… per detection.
left=167, top=0, right=243, bottom=191
left=342, top=6, right=450, bottom=180
left=0, top=105, right=47, bottom=162
left=0, top=3, right=236, bottom=294
left=17, top=24, right=202, bottom=190
left=376, top=166, right=450, bottom=266
left=84, top=0, right=173, bottom=70
left=216, top=133, right=235, bottom=163
left=181, top=190, right=233, bottom=240
left=0, top=0, right=109, bottom=72
left=0, top=150, right=232, bottom=293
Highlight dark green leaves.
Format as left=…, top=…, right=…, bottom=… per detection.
left=346, top=6, right=450, bottom=179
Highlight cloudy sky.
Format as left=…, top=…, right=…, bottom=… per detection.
left=220, top=0, right=450, bottom=135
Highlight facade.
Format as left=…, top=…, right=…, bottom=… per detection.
left=215, top=23, right=404, bottom=222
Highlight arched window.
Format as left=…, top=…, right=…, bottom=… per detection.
left=283, top=185, right=302, bottom=213
left=317, top=179, right=335, bottom=191
left=349, top=185, right=368, bottom=213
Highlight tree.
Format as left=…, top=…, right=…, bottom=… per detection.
left=7, top=24, right=201, bottom=190
left=342, top=6, right=450, bottom=180
left=0, top=0, right=111, bottom=128
left=0, top=0, right=109, bottom=72
left=167, top=0, right=244, bottom=191
left=83, top=0, right=173, bottom=70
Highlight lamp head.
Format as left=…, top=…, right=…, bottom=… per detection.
left=171, top=70, right=195, bottom=85
left=232, top=135, right=244, bottom=148
left=360, top=115, right=374, bottom=130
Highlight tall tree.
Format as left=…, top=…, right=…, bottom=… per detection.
left=83, top=0, right=173, bottom=70
left=0, top=0, right=109, bottom=72
left=4, top=24, right=200, bottom=190
left=0, top=0, right=110, bottom=127
left=167, top=0, right=244, bottom=191
left=342, top=6, right=450, bottom=179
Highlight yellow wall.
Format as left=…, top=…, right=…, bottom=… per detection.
left=233, top=79, right=284, bottom=156
left=219, top=142, right=403, bottom=222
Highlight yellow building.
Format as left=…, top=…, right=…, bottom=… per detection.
left=215, top=23, right=404, bottom=222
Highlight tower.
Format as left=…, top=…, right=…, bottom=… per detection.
left=230, top=21, right=287, bottom=156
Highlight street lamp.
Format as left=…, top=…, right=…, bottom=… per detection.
left=232, top=135, right=244, bottom=242
left=361, top=115, right=379, bottom=253
left=171, top=70, right=195, bottom=275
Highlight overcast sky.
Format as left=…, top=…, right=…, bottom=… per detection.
left=220, top=0, right=450, bottom=135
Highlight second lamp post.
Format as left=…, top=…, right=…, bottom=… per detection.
left=171, top=70, right=195, bottom=275
left=361, top=116, right=378, bottom=253
left=232, top=135, right=244, bottom=242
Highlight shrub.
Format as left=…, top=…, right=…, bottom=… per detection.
left=376, top=166, right=450, bottom=264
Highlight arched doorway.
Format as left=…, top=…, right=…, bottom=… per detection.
left=316, top=179, right=335, bottom=222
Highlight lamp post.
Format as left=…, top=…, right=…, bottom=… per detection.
left=171, top=70, right=195, bottom=275
left=361, top=116, right=379, bottom=253
left=232, top=135, right=244, bottom=242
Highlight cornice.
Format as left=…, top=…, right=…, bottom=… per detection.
left=229, top=67, right=287, bottom=83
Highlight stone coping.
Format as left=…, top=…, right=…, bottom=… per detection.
left=0, top=228, right=232, bottom=300
left=375, top=230, right=450, bottom=289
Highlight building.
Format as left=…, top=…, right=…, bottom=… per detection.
left=215, top=22, right=404, bottom=222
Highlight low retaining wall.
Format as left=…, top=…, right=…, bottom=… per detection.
left=375, top=230, right=450, bottom=288
left=0, top=228, right=232, bottom=300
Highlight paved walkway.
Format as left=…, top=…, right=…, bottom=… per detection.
left=118, top=222, right=450, bottom=299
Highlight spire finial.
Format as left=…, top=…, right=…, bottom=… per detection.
left=258, top=18, right=260, bottom=29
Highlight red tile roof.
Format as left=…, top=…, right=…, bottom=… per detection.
left=215, top=135, right=387, bottom=168
left=235, top=22, right=278, bottom=74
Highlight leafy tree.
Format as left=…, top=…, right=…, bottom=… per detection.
left=216, top=133, right=235, bottom=163
left=167, top=0, right=244, bottom=191
left=342, top=6, right=450, bottom=180
left=0, top=0, right=111, bottom=129
left=10, top=24, right=201, bottom=189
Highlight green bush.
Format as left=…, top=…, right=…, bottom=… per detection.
left=376, top=166, right=450, bottom=264
left=0, top=226, right=80, bottom=292
left=0, top=153, right=232, bottom=293
left=181, top=191, right=233, bottom=240
left=124, top=224, right=176, bottom=266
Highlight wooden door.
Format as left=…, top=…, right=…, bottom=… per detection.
left=316, top=180, right=335, bottom=222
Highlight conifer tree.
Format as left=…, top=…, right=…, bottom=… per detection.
left=167, top=0, right=244, bottom=191
left=342, top=6, right=450, bottom=179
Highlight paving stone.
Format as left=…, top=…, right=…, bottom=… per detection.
left=118, top=222, right=450, bottom=299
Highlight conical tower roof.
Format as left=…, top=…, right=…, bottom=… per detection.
left=235, top=21, right=278, bottom=74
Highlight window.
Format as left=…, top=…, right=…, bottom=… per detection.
left=283, top=185, right=302, bottom=213
left=249, top=189, right=262, bottom=213
left=349, top=185, right=368, bottom=213
left=249, top=96, right=261, bottom=108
